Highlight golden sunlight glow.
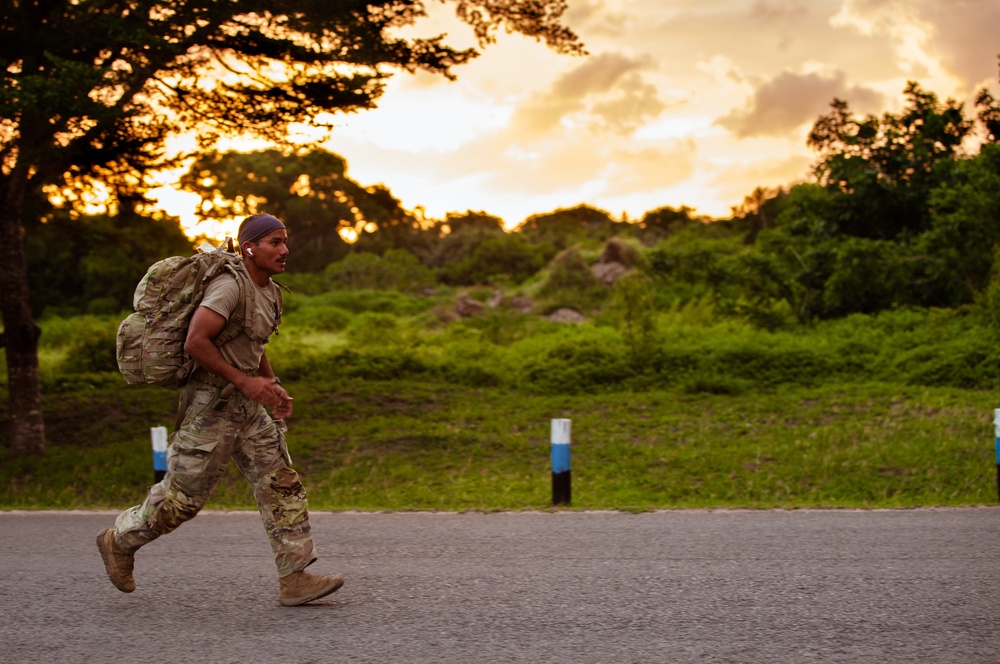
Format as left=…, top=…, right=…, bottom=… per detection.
left=338, top=227, right=359, bottom=243
left=44, top=180, right=117, bottom=217
left=142, top=133, right=279, bottom=242
left=147, top=187, right=208, bottom=236
left=290, top=173, right=312, bottom=196
left=122, top=2, right=1000, bottom=243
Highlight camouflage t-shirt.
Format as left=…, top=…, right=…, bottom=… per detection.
left=198, top=272, right=280, bottom=373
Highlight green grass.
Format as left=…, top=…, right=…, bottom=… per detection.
left=4, top=302, right=999, bottom=511
left=1, top=377, right=995, bottom=511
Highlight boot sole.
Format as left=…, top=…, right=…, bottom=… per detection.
left=280, top=576, right=344, bottom=607
left=96, top=528, right=135, bottom=593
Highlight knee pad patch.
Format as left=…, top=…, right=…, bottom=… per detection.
left=150, top=486, right=202, bottom=535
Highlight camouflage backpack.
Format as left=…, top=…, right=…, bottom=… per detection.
left=115, top=240, right=279, bottom=388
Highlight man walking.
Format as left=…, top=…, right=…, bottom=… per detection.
left=97, top=213, right=343, bottom=607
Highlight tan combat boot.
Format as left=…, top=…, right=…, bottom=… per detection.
left=279, top=570, right=344, bottom=606
left=96, top=528, right=136, bottom=593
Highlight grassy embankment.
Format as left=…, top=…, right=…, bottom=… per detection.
left=1, top=289, right=998, bottom=510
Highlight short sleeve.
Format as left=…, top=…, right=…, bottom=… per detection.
left=199, top=273, right=241, bottom=321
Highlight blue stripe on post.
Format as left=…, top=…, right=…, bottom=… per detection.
left=151, top=426, right=168, bottom=483
left=994, top=409, right=1000, bottom=503
left=551, top=419, right=571, bottom=473
left=551, top=443, right=571, bottom=474
left=551, top=419, right=571, bottom=505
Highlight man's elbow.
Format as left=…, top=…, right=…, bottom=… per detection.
left=184, top=336, right=209, bottom=359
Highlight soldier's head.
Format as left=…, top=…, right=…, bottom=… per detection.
left=238, top=213, right=288, bottom=275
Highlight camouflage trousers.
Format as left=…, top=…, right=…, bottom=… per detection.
left=114, top=380, right=318, bottom=578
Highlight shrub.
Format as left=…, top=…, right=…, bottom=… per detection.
left=59, top=323, right=119, bottom=374
left=453, top=309, right=533, bottom=346
left=646, top=235, right=744, bottom=307
left=439, top=233, right=550, bottom=286
left=535, top=248, right=609, bottom=313
left=323, top=249, right=435, bottom=292
left=332, top=349, right=429, bottom=381
left=287, top=305, right=352, bottom=332
left=345, top=312, right=405, bottom=348
left=519, top=336, right=632, bottom=394
left=821, top=237, right=908, bottom=316
left=298, top=289, right=439, bottom=317
left=608, top=273, right=661, bottom=369
left=888, top=325, right=1000, bottom=389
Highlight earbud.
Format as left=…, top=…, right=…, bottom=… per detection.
left=247, top=247, right=254, bottom=256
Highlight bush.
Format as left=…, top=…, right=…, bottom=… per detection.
left=452, top=309, right=533, bottom=346
left=646, top=235, right=744, bottom=307
left=59, top=323, right=119, bottom=374
left=333, top=349, right=429, bottom=381
left=286, top=305, right=352, bottom=332
left=535, top=248, right=609, bottom=313
left=519, top=336, right=632, bottom=394
left=821, top=237, right=908, bottom=316
left=608, top=273, right=661, bottom=368
left=294, top=289, right=439, bottom=317
left=889, top=325, right=1000, bottom=389
left=439, top=233, right=550, bottom=286
left=345, top=312, right=405, bottom=348
left=323, top=249, right=435, bottom=292
left=40, top=314, right=122, bottom=349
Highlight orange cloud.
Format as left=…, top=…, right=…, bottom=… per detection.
left=718, top=70, right=883, bottom=137
left=509, top=52, right=665, bottom=137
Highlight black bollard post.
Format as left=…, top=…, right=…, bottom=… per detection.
left=995, top=410, right=1000, bottom=503
left=551, top=419, right=571, bottom=506
left=151, top=426, right=168, bottom=483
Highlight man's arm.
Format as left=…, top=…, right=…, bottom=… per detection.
left=257, top=348, right=276, bottom=379
left=185, top=306, right=293, bottom=417
left=256, top=349, right=293, bottom=418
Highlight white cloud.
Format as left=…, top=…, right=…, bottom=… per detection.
left=832, top=0, right=1000, bottom=95
left=309, top=0, right=1000, bottom=227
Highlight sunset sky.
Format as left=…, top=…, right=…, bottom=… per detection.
left=320, top=0, right=1000, bottom=227
left=156, top=0, right=1000, bottom=235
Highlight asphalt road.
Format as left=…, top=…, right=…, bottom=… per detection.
left=2, top=509, right=999, bottom=663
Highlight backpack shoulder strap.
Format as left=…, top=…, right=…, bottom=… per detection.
left=271, top=279, right=290, bottom=333
left=213, top=260, right=256, bottom=347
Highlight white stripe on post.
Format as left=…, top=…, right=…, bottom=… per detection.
left=151, top=426, right=168, bottom=483
left=551, top=419, right=571, bottom=505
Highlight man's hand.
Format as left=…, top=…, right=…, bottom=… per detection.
left=240, top=376, right=294, bottom=419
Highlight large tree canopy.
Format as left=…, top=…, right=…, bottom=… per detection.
left=180, top=148, right=432, bottom=271
left=1, top=0, right=582, bottom=206
left=0, top=0, right=583, bottom=456
left=806, top=82, right=973, bottom=240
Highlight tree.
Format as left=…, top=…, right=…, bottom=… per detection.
left=976, top=56, right=1000, bottom=143
left=516, top=204, right=618, bottom=250
left=179, top=149, right=427, bottom=271
left=323, top=248, right=435, bottom=292
left=26, top=209, right=193, bottom=317
left=915, top=143, right=1000, bottom=305
left=807, top=82, right=973, bottom=240
left=0, top=0, right=582, bottom=456
left=421, top=210, right=505, bottom=269
left=421, top=210, right=518, bottom=282
left=439, top=232, right=549, bottom=285
left=633, top=205, right=703, bottom=246
left=730, top=186, right=788, bottom=245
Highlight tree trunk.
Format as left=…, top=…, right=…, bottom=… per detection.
left=0, top=168, right=46, bottom=457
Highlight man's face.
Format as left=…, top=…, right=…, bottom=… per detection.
left=249, top=229, right=289, bottom=275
